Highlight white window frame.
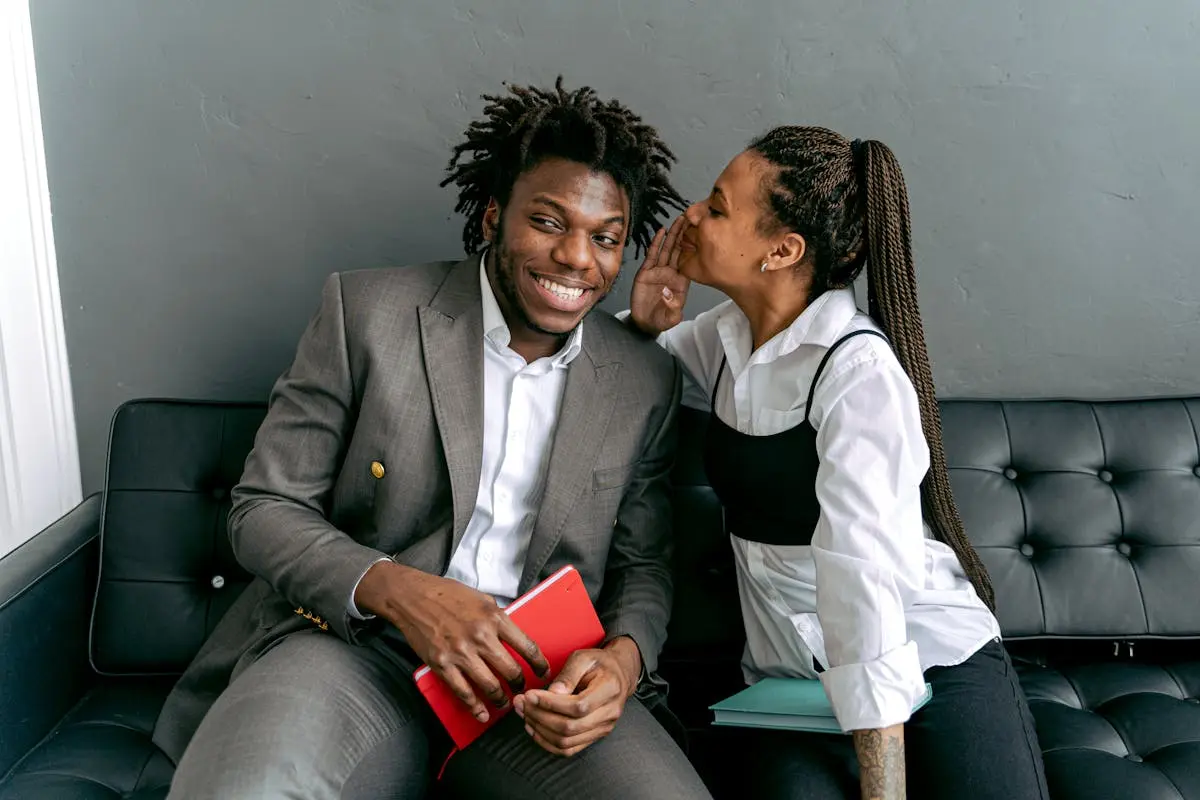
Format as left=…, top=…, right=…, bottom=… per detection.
left=0, top=0, right=81, bottom=557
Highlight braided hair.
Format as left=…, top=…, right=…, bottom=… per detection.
left=749, top=126, right=995, bottom=611
left=441, top=76, right=685, bottom=256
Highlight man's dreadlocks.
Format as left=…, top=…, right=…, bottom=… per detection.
left=441, top=77, right=685, bottom=256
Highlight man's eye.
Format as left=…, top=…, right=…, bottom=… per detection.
left=532, top=216, right=561, bottom=230
left=594, top=235, right=619, bottom=248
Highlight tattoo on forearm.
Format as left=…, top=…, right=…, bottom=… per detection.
left=854, top=726, right=906, bottom=800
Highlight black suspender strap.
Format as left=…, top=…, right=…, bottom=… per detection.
left=802, top=329, right=890, bottom=425
left=711, top=328, right=889, bottom=421
left=710, top=355, right=728, bottom=409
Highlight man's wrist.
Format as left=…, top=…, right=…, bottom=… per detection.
left=603, top=636, right=644, bottom=697
left=354, top=559, right=415, bottom=625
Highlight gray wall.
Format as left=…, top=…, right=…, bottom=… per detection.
left=30, top=0, right=1200, bottom=494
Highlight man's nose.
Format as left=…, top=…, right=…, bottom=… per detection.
left=550, top=230, right=593, bottom=272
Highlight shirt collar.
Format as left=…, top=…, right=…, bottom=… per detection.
left=716, top=286, right=860, bottom=368
left=478, top=250, right=583, bottom=367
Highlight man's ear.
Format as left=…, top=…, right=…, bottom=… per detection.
left=482, top=199, right=501, bottom=243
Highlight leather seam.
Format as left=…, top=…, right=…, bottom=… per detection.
left=1163, top=664, right=1190, bottom=700
left=89, top=402, right=121, bottom=677
left=1089, top=404, right=1147, bottom=634
left=66, top=718, right=153, bottom=735
left=1142, top=753, right=1189, bottom=800
left=130, top=738, right=160, bottom=794
left=0, top=534, right=97, bottom=615
left=1182, top=400, right=1200, bottom=472
left=1085, top=699, right=1139, bottom=759
left=205, top=413, right=229, bottom=639
left=0, top=771, right=122, bottom=795
left=998, top=402, right=1045, bottom=632
left=0, top=687, right=97, bottom=784
left=1059, top=669, right=1088, bottom=712
left=103, top=487, right=218, bottom=496
left=97, top=576, right=235, bottom=585
left=1055, top=688, right=1150, bottom=770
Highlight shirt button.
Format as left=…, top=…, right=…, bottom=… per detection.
left=211, top=575, right=225, bottom=590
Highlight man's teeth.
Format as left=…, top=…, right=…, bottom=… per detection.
left=536, top=276, right=585, bottom=300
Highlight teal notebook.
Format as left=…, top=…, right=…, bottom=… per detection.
left=709, top=678, right=933, bottom=734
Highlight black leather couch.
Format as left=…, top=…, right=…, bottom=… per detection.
left=4, top=397, right=1200, bottom=799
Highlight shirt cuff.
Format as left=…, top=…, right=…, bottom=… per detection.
left=818, top=640, right=925, bottom=731
left=347, top=556, right=393, bottom=620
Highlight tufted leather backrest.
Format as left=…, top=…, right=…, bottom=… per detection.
left=663, top=398, right=1200, bottom=665
left=90, top=400, right=267, bottom=674
left=88, top=396, right=1200, bottom=677
left=941, top=399, right=1200, bottom=640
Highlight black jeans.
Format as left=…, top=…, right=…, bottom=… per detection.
left=731, top=639, right=1050, bottom=800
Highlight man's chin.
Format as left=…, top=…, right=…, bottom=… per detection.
left=523, top=311, right=587, bottom=338
left=518, top=295, right=605, bottom=337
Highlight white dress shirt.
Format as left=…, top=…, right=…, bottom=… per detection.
left=349, top=258, right=581, bottom=615
left=630, top=288, right=999, bottom=732
left=442, top=262, right=582, bottom=605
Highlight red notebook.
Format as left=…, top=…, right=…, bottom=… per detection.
left=413, top=565, right=606, bottom=750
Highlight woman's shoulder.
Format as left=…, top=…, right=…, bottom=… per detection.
left=822, top=312, right=902, bottom=376
left=808, top=321, right=924, bottom=441
left=692, top=297, right=739, bottom=331
left=807, top=312, right=922, bottom=418
left=667, top=297, right=740, bottom=357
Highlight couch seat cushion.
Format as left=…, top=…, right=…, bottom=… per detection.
left=0, top=678, right=176, bottom=800
left=1020, top=660, right=1200, bottom=799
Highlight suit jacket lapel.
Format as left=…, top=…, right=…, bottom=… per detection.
left=519, top=332, right=622, bottom=594
left=419, top=256, right=485, bottom=553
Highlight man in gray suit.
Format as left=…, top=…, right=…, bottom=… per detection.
left=154, top=78, right=712, bottom=799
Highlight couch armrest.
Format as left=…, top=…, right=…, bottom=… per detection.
left=0, top=495, right=101, bottom=778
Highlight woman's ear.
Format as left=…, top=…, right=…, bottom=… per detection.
left=776, top=232, right=807, bottom=269
left=482, top=198, right=501, bottom=243
left=762, top=232, right=807, bottom=273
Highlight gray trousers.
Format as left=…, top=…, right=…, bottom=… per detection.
left=166, top=629, right=712, bottom=799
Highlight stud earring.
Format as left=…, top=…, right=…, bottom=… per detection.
left=760, top=261, right=768, bottom=273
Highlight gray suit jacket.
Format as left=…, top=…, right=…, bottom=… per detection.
left=151, top=255, right=683, bottom=763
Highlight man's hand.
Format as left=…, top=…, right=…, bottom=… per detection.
left=354, top=560, right=550, bottom=723
left=630, top=216, right=691, bottom=337
left=513, top=636, right=642, bottom=757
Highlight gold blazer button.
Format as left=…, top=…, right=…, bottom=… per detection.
left=370, top=461, right=385, bottom=479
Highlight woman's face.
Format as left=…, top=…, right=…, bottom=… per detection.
left=678, top=150, right=787, bottom=294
